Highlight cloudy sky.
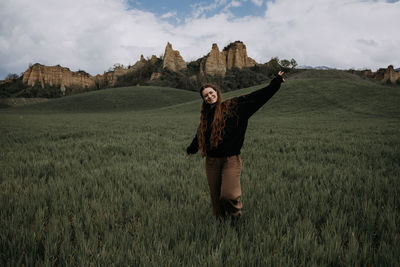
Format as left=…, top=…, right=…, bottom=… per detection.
left=1, top=0, right=399, bottom=79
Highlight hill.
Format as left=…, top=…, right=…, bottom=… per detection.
left=1, top=70, right=399, bottom=117
left=171, top=70, right=400, bottom=118
left=1, top=85, right=199, bottom=113
left=262, top=70, right=400, bottom=117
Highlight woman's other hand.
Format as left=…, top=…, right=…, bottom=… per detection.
left=278, top=71, right=285, bottom=82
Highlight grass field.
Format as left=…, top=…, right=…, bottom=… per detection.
left=1, top=70, right=399, bottom=266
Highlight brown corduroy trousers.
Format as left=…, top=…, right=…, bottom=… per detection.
left=205, top=155, right=243, bottom=219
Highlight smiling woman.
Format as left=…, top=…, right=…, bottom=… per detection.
left=187, top=72, right=285, bottom=220
left=201, top=85, right=219, bottom=105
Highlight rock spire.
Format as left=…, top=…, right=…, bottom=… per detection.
left=200, top=41, right=256, bottom=77
left=162, top=42, right=187, bottom=72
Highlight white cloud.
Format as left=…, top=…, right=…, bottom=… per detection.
left=228, top=0, right=242, bottom=8
left=251, top=0, right=264, bottom=7
left=0, top=0, right=173, bottom=76
left=257, top=0, right=400, bottom=70
left=190, top=0, right=228, bottom=19
left=0, top=0, right=399, bottom=79
left=161, top=11, right=177, bottom=19
left=177, top=0, right=400, bottom=70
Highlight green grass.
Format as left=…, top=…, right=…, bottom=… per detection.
left=2, top=85, right=199, bottom=113
left=1, top=70, right=399, bottom=266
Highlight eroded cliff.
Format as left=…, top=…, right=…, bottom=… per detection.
left=162, top=42, right=187, bottom=72
left=200, top=41, right=256, bottom=77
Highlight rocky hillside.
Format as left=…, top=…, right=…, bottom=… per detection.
left=22, top=64, right=97, bottom=95
left=2, top=41, right=284, bottom=97
left=349, top=65, right=400, bottom=85
left=1, top=40, right=398, bottom=98
left=163, top=42, right=187, bottom=72
left=199, top=42, right=256, bottom=77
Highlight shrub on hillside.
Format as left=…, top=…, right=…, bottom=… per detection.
left=0, top=77, right=24, bottom=97
left=187, top=60, right=201, bottom=77
left=222, top=67, right=268, bottom=91
left=16, top=84, right=64, bottom=98
left=252, top=57, right=297, bottom=77
left=149, top=69, right=200, bottom=91
left=117, top=61, right=161, bottom=87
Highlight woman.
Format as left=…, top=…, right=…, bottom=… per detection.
left=187, top=71, right=285, bottom=220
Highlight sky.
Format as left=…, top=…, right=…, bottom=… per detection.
left=0, top=0, right=399, bottom=79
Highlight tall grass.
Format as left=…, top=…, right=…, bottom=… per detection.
left=1, top=70, right=399, bottom=265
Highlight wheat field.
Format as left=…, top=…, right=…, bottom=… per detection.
left=1, top=70, right=399, bottom=266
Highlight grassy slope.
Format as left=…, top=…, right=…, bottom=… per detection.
left=2, top=85, right=199, bottom=113
left=1, top=70, right=399, bottom=266
left=3, top=70, right=398, bottom=117
left=225, top=70, right=399, bottom=117
left=164, top=70, right=400, bottom=119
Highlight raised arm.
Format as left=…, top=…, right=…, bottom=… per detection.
left=237, top=71, right=285, bottom=118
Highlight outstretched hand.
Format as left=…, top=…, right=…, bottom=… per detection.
left=278, top=71, right=285, bottom=82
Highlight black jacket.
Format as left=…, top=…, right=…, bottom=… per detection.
left=187, top=76, right=284, bottom=157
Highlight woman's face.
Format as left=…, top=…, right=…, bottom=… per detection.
left=202, top=87, right=218, bottom=104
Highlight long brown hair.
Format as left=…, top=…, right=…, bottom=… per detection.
left=197, top=84, right=236, bottom=157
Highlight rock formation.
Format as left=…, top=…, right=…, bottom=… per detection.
left=20, top=53, right=165, bottom=95
left=93, top=72, right=115, bottom=89
left=200, top=43, right=226, bottom=76
left=22, top=64, right=97, bottom=95
left=383, top=65, right=400, bottom=84
left=14, top=41, right=398, bottom=100
left=224, top=41, right=256, bottom=70
left=150, top=72, right=162, bottom=81
left=131, top=55, right=160, bottom=71
left=162, top=42, right=187, bottom=72
left=149, top=55, right=159, bottom=65
left=129, top=55, right=147, bottom=72
left=96, top=67, right=129, bottom=88
left=350, top=65, right=400, bottom=84
left=375, top=68, right=386, bottom=81
left=18, top=41, right=258, bottom=96
left=362, top=69, right=374, bottom=79
left=200, top=41, right=256, bottom=77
